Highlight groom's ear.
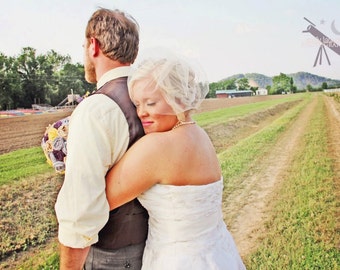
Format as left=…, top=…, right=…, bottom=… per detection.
left=89, top=37, right=100, bottom=57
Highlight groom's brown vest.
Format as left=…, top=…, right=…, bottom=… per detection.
left=94, top=77, right=148, bottom=249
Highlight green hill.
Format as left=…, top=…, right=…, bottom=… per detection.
left=221, top=72, right=340, bottom=90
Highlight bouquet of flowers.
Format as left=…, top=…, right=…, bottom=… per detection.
left=41, top=116, right=70, bottom=174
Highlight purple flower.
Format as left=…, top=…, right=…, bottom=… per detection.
left=53, top=120, right=62, bottom=129
left=53, top=149, right=66, bottom=162
left=42, top=133, right=49, bottom=142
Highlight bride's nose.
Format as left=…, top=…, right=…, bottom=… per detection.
left=137, top=105, right=148, bottom=118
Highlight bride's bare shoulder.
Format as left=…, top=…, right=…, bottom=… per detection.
left=132, top=131, right=174, bottom=153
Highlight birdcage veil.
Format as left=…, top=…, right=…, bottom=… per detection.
left=128, top=48, right=209, bottom=120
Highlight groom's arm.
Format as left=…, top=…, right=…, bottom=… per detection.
left=59, top=244, right=90, bottom=270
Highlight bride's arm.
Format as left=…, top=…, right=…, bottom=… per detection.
left=105, top=134, right=163, bottom=210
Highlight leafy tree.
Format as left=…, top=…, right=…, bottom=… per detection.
left=38, top=50, right=72, bottom=104
left=306, top=84, right=313, bottom=92
left=250, top=86, right=258, bottom=94
left=236, top=77, right=250, bottom=90
left=16, top=47, right=49, bottom=107
left=52, top=63, right=94, bottom=106
left=0, top=47, right=96, bottom=109
left=0, top=53, right=16, bottom=109
left=271, top=73, right=294, bottom=94
left=209, top=79, right=237, bottom=91
left=208, top=78, right=237, bottom=98
left=290, top=77, right=297, bottom=93
left=223, top=78, right=237, bottom=90
left=208, top=82, right=219, bottom=98
left=321, top=82, right=328, bottom=89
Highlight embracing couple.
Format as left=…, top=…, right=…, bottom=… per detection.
left=54, top=7, right=246, bottom=270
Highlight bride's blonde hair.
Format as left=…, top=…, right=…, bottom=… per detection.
left=128, top=50, right=209, bottom=121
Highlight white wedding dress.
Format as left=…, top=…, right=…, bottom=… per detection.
left=138, top=179, right=246, bottom=270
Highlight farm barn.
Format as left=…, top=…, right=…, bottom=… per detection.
left=216, top=89, right=254, bottom=98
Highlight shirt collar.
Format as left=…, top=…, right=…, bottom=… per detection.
left=97, top=66, right=132, bottom=89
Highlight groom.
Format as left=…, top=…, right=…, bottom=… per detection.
left=55, top=8, right=148, bottom=269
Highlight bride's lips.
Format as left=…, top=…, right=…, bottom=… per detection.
left=142, top=121, right=153, bottom=128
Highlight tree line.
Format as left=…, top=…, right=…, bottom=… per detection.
left=1, top=47, right=330, bottom=110
left=0, top=47, right=94, bottom=110
left=208, top=73, right=300, bottom=98
left=208, top=72, right=338, bottom=98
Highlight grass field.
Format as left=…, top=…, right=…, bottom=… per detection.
left=0, top=93, right=339, bottom=269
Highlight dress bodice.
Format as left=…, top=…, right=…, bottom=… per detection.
left=138, top=179, right=246, bottom=269
left=138, top=180, right=224, bottom=245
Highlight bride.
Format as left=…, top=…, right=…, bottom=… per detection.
left=105, top=53, right=246, bottom=270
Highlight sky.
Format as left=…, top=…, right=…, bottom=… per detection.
left=1, top=0, right=340, bottom=82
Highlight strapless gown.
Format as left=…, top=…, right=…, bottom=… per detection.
left=138, top=179, right=246, bottom=269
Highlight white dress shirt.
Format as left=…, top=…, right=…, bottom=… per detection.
left=55, top=67, right=131, bottom=248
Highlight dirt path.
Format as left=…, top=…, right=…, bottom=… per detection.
left=223, top=94, right=340, bottom=257
left=324, top=95, right=340, bottom=246
left=324, top=95, right=340, bottom=179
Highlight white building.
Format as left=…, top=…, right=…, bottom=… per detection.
left=255, top=88, right=268, bottom=95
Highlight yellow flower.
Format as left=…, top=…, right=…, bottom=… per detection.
left=48, top=128, right=58, bottom=141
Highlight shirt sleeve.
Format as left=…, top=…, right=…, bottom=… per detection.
left=55, top=94, right=129, bottom=248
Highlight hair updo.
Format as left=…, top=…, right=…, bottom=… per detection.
left=128, top=50, right=209, bottom=120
